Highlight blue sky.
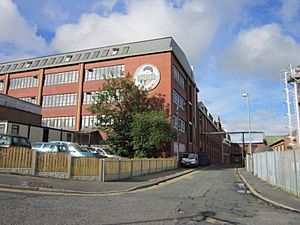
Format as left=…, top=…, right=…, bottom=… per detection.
left=1, top=0, right=300, bottom=142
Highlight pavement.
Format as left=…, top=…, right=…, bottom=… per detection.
left=0, top=168, right=196, bottom=194
left=238, top=167, right=300, bottom=213
left=0, top=166, right=300, bottom=214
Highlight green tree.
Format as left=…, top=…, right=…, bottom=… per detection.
left=131, top=110, right=176, bottom=158
left=89, top=73, right=166, bottom=157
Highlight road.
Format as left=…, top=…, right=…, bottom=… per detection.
left=0, top=168, right=299, bottom=225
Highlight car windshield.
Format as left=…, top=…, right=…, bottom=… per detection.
left=32, top=143, right=43, bottom=148
left=182, top=153, right=189, bottom=158
left=70, top=143, right=87, bottom=152
left=43, top=144, right=55, bottom=150
left=188, top=155, right=196, bottom=159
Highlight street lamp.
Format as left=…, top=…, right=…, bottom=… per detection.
left=242, top=93, right=253, bottom=172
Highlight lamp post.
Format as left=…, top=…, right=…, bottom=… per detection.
left=242, top=93, right=253, bottom=172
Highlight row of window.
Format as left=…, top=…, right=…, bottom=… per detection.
left=83, top=92, right=98, bottom=105
left=173, top=66, right=185, bottom=89
left=85, top=65, right=125, bottom=81
left=173, top=89, right=186, bottom=110
left=19, top=96, right=36, bottom=104
left=44, top=70, right=79, bottom=86
left=42, top=115, right=111, bottom=129
left=81, top=115, right=98, bottom=128
left=83, top=90, right=122, bottom=105
left=42, top=93, right=77, bottom=107
left=18, top=90, right=121, bottom=108
left=172, top=115, right=186, bottom=133
left=3, top=65, right=125, bottom=90
left=42, top=117, right=76, bottom=129
left=9, top=76, right=38, bottom=89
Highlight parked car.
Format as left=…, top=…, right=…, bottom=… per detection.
left=50, top=141, right=94, bottom=157
left=32, top=142, right=68, bottom=153
left=0, top=134, right=31, bottom=148
left=91, top=147, right=122, bottom=159
left=82, top=146, right=107, bottom=158
left=181, top=153, right=198, bottom=168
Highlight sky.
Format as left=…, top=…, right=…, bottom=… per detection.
left=1, top=0, right=300, bottom=142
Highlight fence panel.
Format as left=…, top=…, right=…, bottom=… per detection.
left=156, top=159, right=163, bottom=172
left=295, top=151, right=300, bottom=196
left=72, top=157, right=99, bottom=177
left=132, top=159, right=142, bottom=176
left=149, top=159, right=156, bottom=173
left=256, top=153, right=262, bottom=178
left=119, top=158, right=131, bottom=179
left=105, top=158, right=120, bottom=176
left=0, top=147, right=32, bottom=168
left=142, top=159, right=150, bottom=174
left=266, top=151, right=276, bottom=185
left=260, top=152, right=268, bottom=181
left=37, top=152, right=68, bottom=172
left=253, top=150, right=300, bottom=196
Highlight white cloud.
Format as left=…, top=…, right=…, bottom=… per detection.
left=219, top=24, right=300, bottom=79
left=50, top=0, right=248, bottom=63
left=0, top=0, right=47, bottom=54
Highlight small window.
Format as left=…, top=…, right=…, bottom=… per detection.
left=40, top=59, right=48, bottom=65
left=32, top=60, right=40, bottom=67
left=11, top=64, right=18, bottom=70
left=73, top=54, right=81, bottom=61
left=4, top=65, right=11, bottom=71
left=17, top=63, right=24, bottom=69
left=101, top=50, right=109, bottom=57
left=24, top=62, right=32, bottom=68
left=0, top=124, right=5, bottom=134
left=65, top=55, right=72, bottom=62
left=83, top=52, right=90, bottom=60
left=92, top=51, right=100, bottom=59
left=11, top=125, right=19, bottom=135
left=57, top=57, right=64, bottom=63
left=48, top=58, right=56, bottom=64
left=121, top=47, right=129, bottom=54
left=111, top=48, right=119, bottom=56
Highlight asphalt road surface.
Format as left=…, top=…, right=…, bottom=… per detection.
left=0, top=167, right=300, bottom=225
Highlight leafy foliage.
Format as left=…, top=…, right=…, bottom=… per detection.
left=89, top=73, right=171, bottom=158
left=131, top=111, right=176, bottom=158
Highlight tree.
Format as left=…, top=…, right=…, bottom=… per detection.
left=89, top=73, right=167, bottom=157
left=131, top=110, right=176, bottom=158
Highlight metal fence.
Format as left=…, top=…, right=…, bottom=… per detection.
left=247, top=150, right=300, bottom=196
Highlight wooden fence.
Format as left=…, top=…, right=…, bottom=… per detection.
left=0, top=147, right=177, bottom=181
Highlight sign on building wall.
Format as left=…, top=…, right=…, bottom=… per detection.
left=134, top=64, right=160, bottom=91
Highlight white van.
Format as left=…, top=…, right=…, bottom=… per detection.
left=181, top=153, right=198, bottom=167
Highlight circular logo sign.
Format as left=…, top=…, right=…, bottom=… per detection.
left=134, top=64, right=160, bottom=91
